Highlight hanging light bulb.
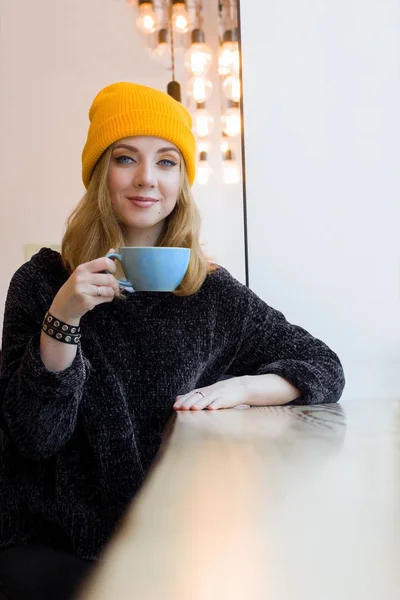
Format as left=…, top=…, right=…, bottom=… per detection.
left=136, top=0, right=157, bottom=34
left=223, top=74, right=241, bottom=102
left=220, top=134, right=230, bottom=154
left=218, top=45, right=233, bottom=76
left=218, top=29, right=239, bottom=75
left=187, top=75, right=213, bottom=103
left=223, top=149, right=241, bottom=184
left=184, top=29, right=212, bottom=75
left=152, top=28, right=170, bottom=63
left=171, top=0, right=191, bottom=34
left=198, top=140, right=210, bottom=153
left=193, top=102, right=214, bottom=138
left=197, top=151, right=213, bottom=185
left=221, top=101, right=241, bottom=137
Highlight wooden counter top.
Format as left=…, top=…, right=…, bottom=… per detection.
left=77, top=400, right=400, bottom=599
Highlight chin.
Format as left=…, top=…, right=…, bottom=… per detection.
left=122, top=217, right=164, bottom=229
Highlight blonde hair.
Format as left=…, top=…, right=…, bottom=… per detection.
left=61, top=146, right=215, bottom=296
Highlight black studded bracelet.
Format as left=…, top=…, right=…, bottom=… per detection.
left=42, top=311, right=81, bottom=345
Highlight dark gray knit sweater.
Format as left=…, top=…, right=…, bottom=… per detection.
left=0, top=249, right=345, bottom=559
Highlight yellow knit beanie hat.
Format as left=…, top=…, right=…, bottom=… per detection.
left=82, top=82, right=196, bottom=188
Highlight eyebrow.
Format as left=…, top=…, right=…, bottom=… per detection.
left=113, top=143, right=180, bottom=155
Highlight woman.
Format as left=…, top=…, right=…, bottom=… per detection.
left=0, top=82, right=345, bottom=600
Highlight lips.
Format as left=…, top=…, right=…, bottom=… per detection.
left=127, top=196, right=159, bottom=208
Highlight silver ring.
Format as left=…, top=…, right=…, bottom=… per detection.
left=195, top=391, right=204, bottom=398
left=97, top=286, right=103, bottom=297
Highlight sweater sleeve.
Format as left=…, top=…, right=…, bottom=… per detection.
left=0, top=261, right=88, bottom=459
left=224, top=278, right=345, bottom=405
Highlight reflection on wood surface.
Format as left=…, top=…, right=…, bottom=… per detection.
left=78, top=400, right=400, bottom=600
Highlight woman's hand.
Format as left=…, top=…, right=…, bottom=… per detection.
left=49, top=249, right=120, bottom=325
left=173, top=374, right=301, bottom=410
left=173, top=377, right=250, bottom=411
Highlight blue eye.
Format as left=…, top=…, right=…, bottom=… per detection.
left=115, top=155, right=134, bottom=164
left=158, top=159, right=178, bottom=167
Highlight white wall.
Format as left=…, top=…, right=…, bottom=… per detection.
left=240, top=0, right=400, bottom=400
left=0, top=0, right=245, bottom=334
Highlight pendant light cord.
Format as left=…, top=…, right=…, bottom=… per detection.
left=169, top=1, right=176, bottom=81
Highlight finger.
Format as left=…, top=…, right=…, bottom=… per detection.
left=90, top=273, right=120, bottom=296
left=90, top=273, right=119, bottom=287
left=175, top=392, right=210, bottom=410
left=190, top=395, right=215, bottom=411
left=173, top=393, right=197, bottom=410
left=173, top=394, right=186, bottom=410
left=89, top=284, right=116, bottom=300
left=177, top=394, right=200, bottom=410
left=208, top=399, right=224, bottom=410
left=78, top=257, right=117, bottom=275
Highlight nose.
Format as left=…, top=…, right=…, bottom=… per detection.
left=132, top=159, right=156, bottom=189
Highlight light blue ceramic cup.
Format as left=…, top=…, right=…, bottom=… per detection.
left=106, top=247, right=191, bottom=292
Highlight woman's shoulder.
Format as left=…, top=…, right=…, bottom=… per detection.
left=201, top=264, right=271, bottom=317
left=204, top=264, right=247, bottom=291
left=201, top=264, right=251, bottom=304
left=10, top=248, right=67, bottom=292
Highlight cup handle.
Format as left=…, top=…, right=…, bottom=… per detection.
left=105, top=253, right=134, bottom=288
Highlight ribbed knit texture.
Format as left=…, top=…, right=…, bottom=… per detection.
left=81, top=82, right=196, bottom=188
left=0, top=249, right=345, bottom=559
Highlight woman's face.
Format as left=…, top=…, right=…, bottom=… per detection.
left=108, top=136, right=181, bottom=243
